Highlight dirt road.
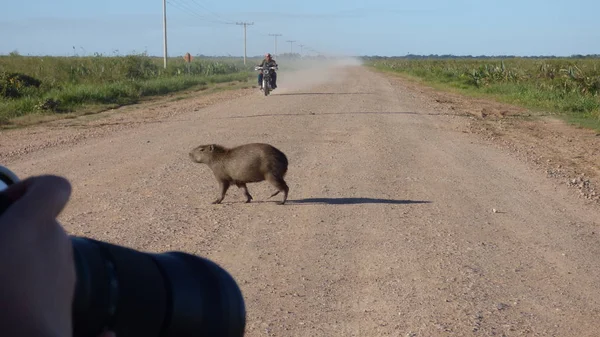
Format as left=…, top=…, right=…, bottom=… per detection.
left=2, top=63, right=599, bottom=336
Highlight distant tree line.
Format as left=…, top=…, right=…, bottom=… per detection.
left=361, top=54, right=600, bottom=60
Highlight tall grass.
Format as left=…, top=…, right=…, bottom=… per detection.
left=367, top=57, right=600, bottom=129
left=0, top=53, right=253, bottom=124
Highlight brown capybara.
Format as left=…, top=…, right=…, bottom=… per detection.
left=189, top=143, right=289, bottom=205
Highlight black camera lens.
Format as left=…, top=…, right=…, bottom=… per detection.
left=0, top=166, right=246, bottom=337
left=71, top=237, right=246, bottom=337
left=0, top=166, right=20, bottom=214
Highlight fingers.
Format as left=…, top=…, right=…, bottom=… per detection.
left=0, top=175, right=72, bottom=225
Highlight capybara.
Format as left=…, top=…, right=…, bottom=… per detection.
left=189, top=143, right=289, bottom=205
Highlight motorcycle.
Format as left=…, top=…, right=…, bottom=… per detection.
left=254, top=65, right=278, bottom=96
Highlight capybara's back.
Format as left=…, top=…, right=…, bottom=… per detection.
left=189, top=143, right=289, bottom=204
left=226, top=143, right=288, bottom=181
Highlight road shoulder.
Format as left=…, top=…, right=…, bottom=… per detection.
left=376, top=68, right=600, bottom=206
left=0, top=86, right=256, bottom=161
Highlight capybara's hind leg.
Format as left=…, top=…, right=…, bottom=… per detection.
left=237, top=183, right=253, bottom=203
left=266, top=173, right=289, bottom=205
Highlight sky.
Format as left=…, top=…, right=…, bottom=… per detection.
left=1, top=0, right=599, bottom=57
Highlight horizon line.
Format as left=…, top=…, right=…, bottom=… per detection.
left=1, top=52, right=599, bottom=58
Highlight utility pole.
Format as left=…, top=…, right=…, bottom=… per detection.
left=162, top=0, right=167, bottom=68
left=286, top=40, right=296, bottom=54
left=268, top=33, right=282, bottom=57
left=298, top=44, right=304, bottom=55
left=236, top=22, right=254, bottom=65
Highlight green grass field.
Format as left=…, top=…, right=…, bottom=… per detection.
left=0, top=53, right=260, bottom=125
left=366, top=57, right=600, bottom=130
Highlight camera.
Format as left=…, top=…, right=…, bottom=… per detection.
left=0, top=166, right=246, bottom=337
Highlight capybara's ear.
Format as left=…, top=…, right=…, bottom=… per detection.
left=209, top=144, right=215, bottom=152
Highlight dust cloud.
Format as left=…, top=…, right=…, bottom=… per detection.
left=270, top=56, right=364, bottom=94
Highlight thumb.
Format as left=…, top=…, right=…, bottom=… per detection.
left=0, top=175, right=72, bottom=224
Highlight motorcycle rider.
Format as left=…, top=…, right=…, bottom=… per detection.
left=257, top=53, right=278, bottom=90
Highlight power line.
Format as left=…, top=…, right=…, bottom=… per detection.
left=170, top=0, right=209, bottom=19
left=168, top=0, right=209, bottom=21
left=286, top=40, right=296, bottom=54
left=236, top=22, right=254, bottom=64
left=169, top=0, right=234, bottom=25
left=268, top=33, right=282, bottom=57
left=187, top=0, right=235, bottom=24
left=162, top=1, right=310, bottom=60
left=163, top=0, right=168, bottom=68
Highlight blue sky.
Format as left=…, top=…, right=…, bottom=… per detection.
left=1, top=0, right=598, bottom=57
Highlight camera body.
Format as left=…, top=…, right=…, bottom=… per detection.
left=0, top=166, right=246, bottom=337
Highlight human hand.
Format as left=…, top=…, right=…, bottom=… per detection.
left=0, top=175, right=115, bottom=337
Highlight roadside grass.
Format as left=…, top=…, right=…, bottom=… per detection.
left=366, top=57, right=600, bottom=131
left=2, top=76, right=256, bottom=129
left=0, top=53, right=255, bottom=126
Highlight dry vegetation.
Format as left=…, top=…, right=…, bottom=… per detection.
left=367, top=57, right=600, bottom=130
left=0, top=53, right=255, bottom=125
